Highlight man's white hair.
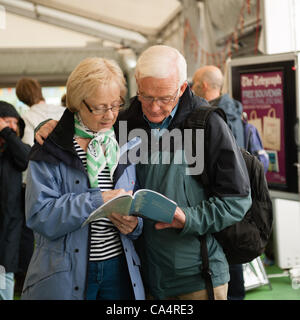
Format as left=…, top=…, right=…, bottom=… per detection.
left=135, top=45, right=187, bottom=87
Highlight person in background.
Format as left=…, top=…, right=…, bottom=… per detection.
left=61, top=93, right=67, bottom=107
left=21, top=57, right=144, bottom=300
left=16, top=77, right=65, bottom=147
left=192, top=64, right=248, bottom=300
left=192, top=65, right=245, bottom=148
left=15, top=77, right=66, bottom=293
left=0, top=101, right=30, bottom=300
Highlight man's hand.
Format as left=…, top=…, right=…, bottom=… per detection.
left=35, top=120, right=58, bottom=145
left=0, top=117, right=9, bottom=131
left=155, top=207, right=186, bottom=230
left=109, top=213, right=138, bottom=235
left=101, top=189, right=132, bottom=203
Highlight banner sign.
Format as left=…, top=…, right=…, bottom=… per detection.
left=241, top=71, right=286, bottom=185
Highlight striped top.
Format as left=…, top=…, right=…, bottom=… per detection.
left=73, top=137, right=123, bottom=261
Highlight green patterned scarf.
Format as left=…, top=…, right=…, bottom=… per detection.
left=74, top=113, right=120, bottom=187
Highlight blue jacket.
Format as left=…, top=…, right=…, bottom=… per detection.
left=21, top=109, right=145, bottom=300
left=210, top=93, right=245, bottom=148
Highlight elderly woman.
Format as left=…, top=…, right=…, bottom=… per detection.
left=21, top=58, right=145, bottom=300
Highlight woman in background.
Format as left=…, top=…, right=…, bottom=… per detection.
left=16, top=77, right=65, bottom=147
left=0, top=101, right=30, bottom=300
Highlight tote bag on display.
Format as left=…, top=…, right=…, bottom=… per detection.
left=248, top=110, right=263, bottom=140
left=263, top=108, right=281, bottom=151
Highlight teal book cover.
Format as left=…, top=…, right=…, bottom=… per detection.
left=130, top=189, right=177, bottom=223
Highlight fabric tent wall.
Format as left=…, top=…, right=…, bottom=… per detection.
left=0, top=0, right=263, bottom=84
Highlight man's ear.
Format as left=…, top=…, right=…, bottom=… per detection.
left=179, top=81, right=188, bottom=97
left=135, top=75, right=141, bottom=92
left=202, top=81, right=209, bottom=91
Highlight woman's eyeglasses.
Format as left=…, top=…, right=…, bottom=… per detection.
left=83, top=99, right=124, bottom=115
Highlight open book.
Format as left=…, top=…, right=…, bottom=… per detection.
left=82, top=189, right=177, bottom=227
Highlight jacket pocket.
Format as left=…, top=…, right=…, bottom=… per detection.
left=174, top=237, right=201, bottom=276
left=23, top=246, right=71, bottom=289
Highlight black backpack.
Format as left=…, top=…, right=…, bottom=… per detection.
left=213, top=147, right=273, bottom=264
left=184, top=105, right=273, bottom=273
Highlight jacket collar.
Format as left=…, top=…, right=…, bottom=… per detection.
left=29, top=109, right=84, bottom=171
left=29, top=108, right=139, bottom=185
left=48, top=108, right=76, bottom=152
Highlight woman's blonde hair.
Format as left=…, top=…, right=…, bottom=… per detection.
left=66, top=57, right=127, bottom=112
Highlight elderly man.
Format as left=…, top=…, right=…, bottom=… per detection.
left=35, top=45, right=251, bottom=300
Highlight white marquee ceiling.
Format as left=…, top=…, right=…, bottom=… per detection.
left=0, top=0, right=182, bottom=50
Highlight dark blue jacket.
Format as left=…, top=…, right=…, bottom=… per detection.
left=0, top=123, right=30, bottom=273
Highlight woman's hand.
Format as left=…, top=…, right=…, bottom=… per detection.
left=102, top=189, right=137, bottom=234
left=101, top=189, right=132, bottom=203
left=109, top=213, right=138, bottom=235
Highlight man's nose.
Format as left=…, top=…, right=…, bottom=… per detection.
left=149, top=99, right=161, bottom=111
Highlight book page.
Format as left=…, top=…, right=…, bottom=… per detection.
left=82, top=195, right=132, bottom=227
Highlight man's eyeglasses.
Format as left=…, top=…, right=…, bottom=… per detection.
left=83, top=99, right=124, bottom=115
left=137, top=88, right=179, bottom=107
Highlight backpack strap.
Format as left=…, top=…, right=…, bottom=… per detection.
left=185, top=105, right=227, bottom=130
left=199, top=234, right=215, bottom=300
left=184, top=104, right=227, bottom=300
left=185, top=105, right=227, bottom=188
